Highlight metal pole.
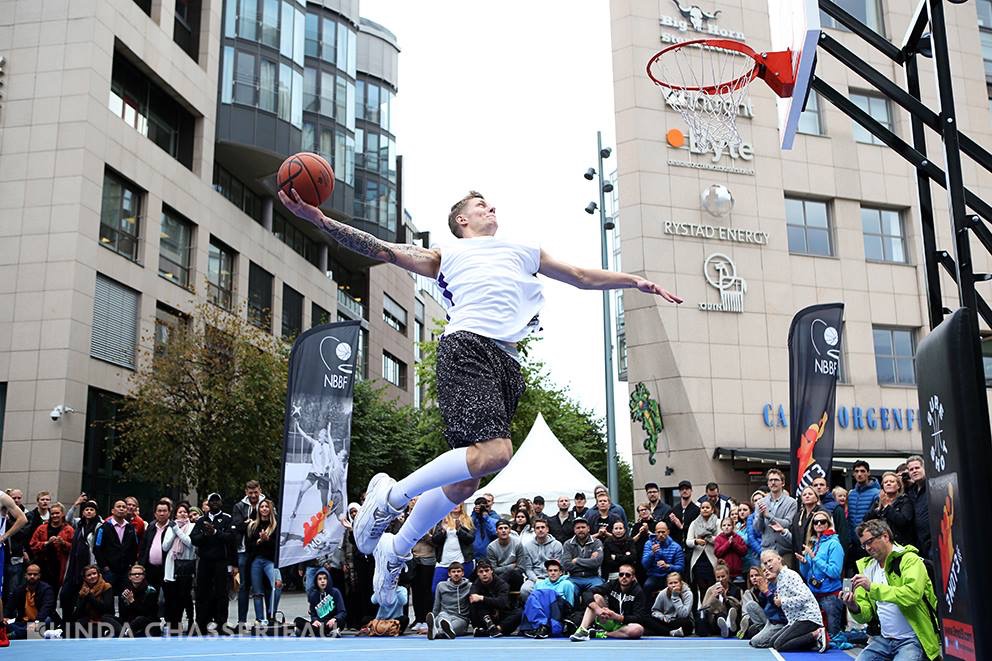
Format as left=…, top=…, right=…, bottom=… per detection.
left=597, top=130, right=619, bottom=503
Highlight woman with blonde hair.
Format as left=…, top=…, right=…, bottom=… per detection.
left=430, top=503, right=475, bottom=594
left=862, top=471, right=915, bottom=545
left=246, top=499, right=282, bottom=625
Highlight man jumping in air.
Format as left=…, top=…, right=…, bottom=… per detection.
left=279, top=188, right=682, bottom=606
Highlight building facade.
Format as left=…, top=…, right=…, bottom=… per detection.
left=611, top=0, right=992, bottom=499
left=0, top=0, right=441, bottom=506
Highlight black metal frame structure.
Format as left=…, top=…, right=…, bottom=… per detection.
left=811, top=2, right=991, bottom=657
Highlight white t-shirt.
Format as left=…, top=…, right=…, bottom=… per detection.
left=864, top=553, right=916, bottom=641
left=437, top=236, right=544, bottom=344
left=439, top=527, right=463, bottom=567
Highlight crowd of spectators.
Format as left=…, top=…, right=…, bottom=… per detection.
left=0, top=458, right=941, bottom=659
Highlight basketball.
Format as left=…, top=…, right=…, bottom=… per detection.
left=277, top=152, right=334, bottom=207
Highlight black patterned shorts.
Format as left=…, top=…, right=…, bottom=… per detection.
left=436, top=331, right=526, bottom=448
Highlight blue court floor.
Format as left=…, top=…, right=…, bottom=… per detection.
left=1, top=636, right=856, bottom=661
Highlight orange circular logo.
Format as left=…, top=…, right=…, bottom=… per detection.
left=666, top=128, right=685, bottom=148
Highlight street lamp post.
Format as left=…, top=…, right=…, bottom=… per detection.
left=585, top=130, right=619, bottom=504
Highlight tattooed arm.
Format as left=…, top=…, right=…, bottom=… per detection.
left=278, top=189, right=441, bottom=277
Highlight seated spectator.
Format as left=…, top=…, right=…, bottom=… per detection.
left=647, top=571, right=694, bottom=637
left=546, top=496, right=575, bottom=543
left=714, top=517, right=747, bottom=581
left=520, top=518, right=563, bottom=600
left=601, top=520, right=636, bottom=581
left=568, top=562, right=646, bottom=641
left=686, top=499, right=720, bottom=598
left=486, top=520, right=524, bottom=591
left=28, top=502, right=74, bottom=593
left=586, top=492, right=621, bottom=540
left=295, top=568, right=345, bottom=637
left=572, top=492, right=590, bottom=520
left=3, top=564, right=56, bottom=639
left=118, top=564, right=160, bottom=637
left=532, top=559, right=577, bottom=608
left=586, top=486, right=628, bottom=528
left=72, top=564, right=121, bottom=638
left=641, top=520, right=684, bottom=595
left=510, top=509, right=535, bottom=547
left=561, top=519, right=604, bottom=595
left=701, top=561, right=742, bottom=637
left=519, top=561, right=574, bottom=639
left=431, top=505, right=475, bottom=595
left=427, top=562, right=471, bottom=640
left=468, top=559, right=518, bottom=637
left=745, top=564, right=788, bottom=647
left=735, top=503, right=762, bottom=571
left=862, top=472, right=915, bottom=547
left=759, top=550, right=827, bottom=653
left=737, top=566, right=766, bottom=640
left=370, top=584, right=407, bottom=634
left=799, top=512, right=845, bottom=636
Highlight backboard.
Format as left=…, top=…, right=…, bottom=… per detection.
left=769, top=0, right=821, bottom=149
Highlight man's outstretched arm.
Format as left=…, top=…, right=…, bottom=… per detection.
left=538, top=249, right=683, bottom=304
left=278, top=189, right=441, bottom=277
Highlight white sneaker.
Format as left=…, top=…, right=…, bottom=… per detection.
left=43, top=629, right=63, bottom=639
left=717, top=616, right=730, bottom=638
left=352, top=473, right=402, bottom=554
left=372, top=532, right=411, bottom=608
left=816, top=627, right=828, bottom=652
left=670, top=627, right=684, bottom=637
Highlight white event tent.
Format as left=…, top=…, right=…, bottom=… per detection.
left=466, top=412, right=602, bottom=517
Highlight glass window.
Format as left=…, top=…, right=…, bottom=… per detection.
left=797, top=89, right=824, bottom=135
left=292, top=69, right=303, bottom=128
left=154, top=303, right=187, bottom=357
left=982, top=31, right=992, bottom=78
left=873, top=327, right=916, bottom=385
left=159, top=206, right=194, bottom=287
left=346, top=80, right=355, bottom=131
left=222, top=46, right=234, bottom=103
left=320, top=127, right=334, bottom=164
left=380, top=88, right=391, bottom=132
left=293, top=8, right=304, bottom=66
left=238, top=0, right=257, bottom=41
left=334, top=75, right=347, bottom=122
left=348, top=26, right=356, bottom=77
left=850, top=92, right=892, bottom=145
left=224, top=0, right=236, bottom=37
left=785, top=197, right=832, bottom=256
left=345, top=133, right=355, bottom=185
left=321, top=16, right=336, bottom=63
left=355, top=127, right=365, bottom=168
left=321, top=71, right=335, bottom=117
left=335, top=132, right=346, bottom=183
left=366, top=131, right=379, bottom=172
left=248, top=262, right=273, bottom=331
left=302, top=121, right=316, bottom=151
left=91, top=275, right=139, bottom=369
left=260, top=59, right=277, bottom=112
left=261, top=0, right=279, bottom=48
left=312, top=302, right=330, bottom=327
left=337, top=22, right=349, bottom=73
left=173, top=0, right=200, bottom=62
left=279, top=1, right=294, bottom=59
left=820, top=0, right=883, bottom=35
left=367, top=83, right=380, bottom=124
left=282, top=284, right=303, bottom=339
left=356, top=80, right=365, bottom=120
left=305, top=13, right=318, bottom=57
left=234, top=50, right=256, bottom=106
left=382, top=351, right=406, bottom=388
left=862, top=207, right=907, bottom=263
left=207, top=237, right=235, bottom=310
left=980, top=0, right=992, bottom=28
left=304, top=68, right=318, bottom=112
left=278, top=62, right=291, bottom=122
left=383, top=294, right=407, bottom=334
left=100, top=170, right=142, bottom=262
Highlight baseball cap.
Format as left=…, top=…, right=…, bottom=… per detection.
left=533, top=495, right=545, bottom=504
left=544, top=558, right=562, bottom=569
left=574, top=492, right=586, bottom=500
left=677, top=480, right=692, bottom=490
left=644, top=482, right=659, bottom=490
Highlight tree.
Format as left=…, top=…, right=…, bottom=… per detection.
left=113, top=304, right=288, bottom=499
left=415, top=328, right=636, bottom=514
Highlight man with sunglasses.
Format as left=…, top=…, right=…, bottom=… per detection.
left=843, top=520, right=939, bottom=661
left=798, top=513, right=845, bottom=636
left=569, top=562, right=646, bottom=641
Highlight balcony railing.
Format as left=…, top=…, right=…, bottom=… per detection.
left=337, top=288, right=364, bottom=319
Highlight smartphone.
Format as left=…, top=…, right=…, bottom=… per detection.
left=842, top=578, right=852, bottom=594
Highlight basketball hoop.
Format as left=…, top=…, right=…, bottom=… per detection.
left=646, top=38, right=796, bottom=152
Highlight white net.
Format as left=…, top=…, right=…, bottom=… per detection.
left=648, top=41, right=757, bottom=152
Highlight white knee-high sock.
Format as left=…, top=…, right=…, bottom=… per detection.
left=387, top=446, right=472, bottom=509
left=392, top=487, right=457, bottom=557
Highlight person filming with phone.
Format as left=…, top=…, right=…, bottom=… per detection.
left=842, top=519, right=939, bottom=661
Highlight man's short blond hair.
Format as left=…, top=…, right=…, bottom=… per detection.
left=447, top=190, right=484, bottom=237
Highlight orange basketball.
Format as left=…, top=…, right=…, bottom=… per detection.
left=278, top=152, right=335, bottom=207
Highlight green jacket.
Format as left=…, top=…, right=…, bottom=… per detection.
left=852, top=545, right=940, bottom=660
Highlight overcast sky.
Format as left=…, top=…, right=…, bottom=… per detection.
left=359, top=0, right=634, bottom=461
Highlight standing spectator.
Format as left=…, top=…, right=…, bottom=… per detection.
left=759, top=550, right=827, bottom=653
left=531, top=496, right=548, bottom=523
left=698, top=482, right=734, bottom=519
left=546, top=496, right=575, bottom=543
left=138, top=499, right=173, bottom=589
left=190, top=492, right=234, bottom=632
left=71, top=564, right=120, bottom=637
left=644, top=482, right=672, bottom=523
left=510, top=509, right=534, bottom=546
left=430, top=504, right=475, bottom=594
left=561, top=519, right=604, bottom=594
left=812, top=477, right=838, bottom=514
left=246, top=499, right=282, bottom=625
left=427, top=562, right=471, bottom=640
left=520, top=518, right=563, bottom=600
left=118, top=564, right=160, bottom=637
left=568, top=562, right=646, bottom=641
left=230, top=480, right=264, bottom=626
left=714, top=517, right=747, bottom=581
left=467, top=559, right=516, bottom=637
left=571, top=492, right=590, bottom=520
left=792, top=486, right=825, bottom=555
left=630, top=503, right=656, bottom=582
left=798, top=511, right=845, bottom=636
left=586, top=492, right=621, bottom=540
left=342, top=504, right=374, bottom=628
left=24, top=491, right=52, bottom=560
left=486, top=519, right=524, bottom=591
left=833, top=486, right=848, bottom=512
left=686, top=499, right=720, bottom=600
left=701, top=561, right=742, bottom=637
left=94, top=499, right=140, bottom=593
left=3, top=489, right=28, bottom=602
left=813, top=477, right=851, bottom=554
left=641, top=520, right=684, bottom=595
left=862, top=472, right=915, bottom=546
left=847, top=460, right=881, bottom=532
left=587, top=486, right=627, bottom=528
left=754, top=469, right=798, bottom=567
left=647, top=572, right=694, bottom=637
left=61, top=499, right=100, bottom=618
left=123, top=497, right=146, bottom=539
left=28, top=502, right=73, bottom=594
left=668, top=480, right=700, bottom=547
left=407, top=499, right=436, bottom=634
left=469, top=496, right=499, bottom=565
left=735, top=502, right=762, bottom=571
left=745, top=564, right=788, bottom=648
left=295, top=568, right=344, bottom=637
left=902, top=456, right=931, bottom=560
left=601, top=521, right=636, bottom=581
left=843, top=519, right=939, bottom=661
left=3, top=563, right=56, bottom=639
left=162, top=502, right=196, bottom=634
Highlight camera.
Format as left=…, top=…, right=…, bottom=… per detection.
left=901, top=471, right=912, bottom=484
left=49, top=405, right=75, bottom=421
